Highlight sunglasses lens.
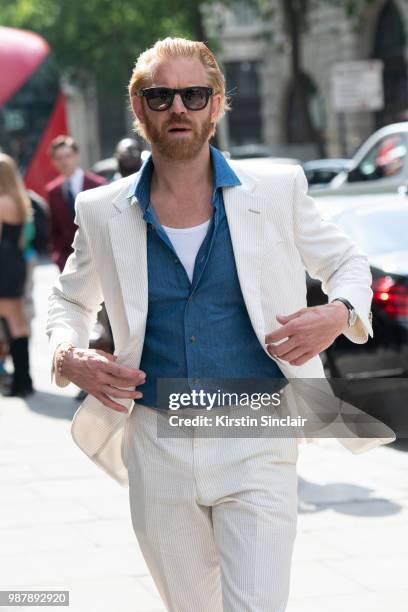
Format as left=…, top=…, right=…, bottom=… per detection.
left=142, top=87, right=212, bottom=111
left=146, top=88, right=173, bottom=110
left=181, top=87, right=209, bottom=110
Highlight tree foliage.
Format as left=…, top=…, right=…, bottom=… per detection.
left=0, top=0, right=224, bottom=91
left=0, top=0, right=377, bottom=95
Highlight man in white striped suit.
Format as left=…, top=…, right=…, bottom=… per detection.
left=47, top=38, right=393, bottom=611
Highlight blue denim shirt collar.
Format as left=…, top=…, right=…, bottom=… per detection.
left=127, top=145, right=241, bottom=213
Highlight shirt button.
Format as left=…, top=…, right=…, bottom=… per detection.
left=174, top=258, right=179, bottom=263
left=190, top=335, right=196, bottom=343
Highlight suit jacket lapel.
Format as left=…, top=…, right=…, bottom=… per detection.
left=108, top=192, right=148, bottom=363
left=223, top=174, right=266, bottom=347
left=223, top=168, right=296, bottom=377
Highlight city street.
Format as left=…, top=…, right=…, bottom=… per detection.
left=0, top=260, right=407, bottom=612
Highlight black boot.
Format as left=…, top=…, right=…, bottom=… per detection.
left=7, top=337, right=34, bottom=397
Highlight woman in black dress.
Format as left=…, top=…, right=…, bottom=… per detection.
left=0, top=154, right=33, bottom=396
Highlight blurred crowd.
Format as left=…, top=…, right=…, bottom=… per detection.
left=0, top=135, right=143, bottom=397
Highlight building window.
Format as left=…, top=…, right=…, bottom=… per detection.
left=231, top=3, right=259, bottom=26
left=224, top=60, right=263, bottom=146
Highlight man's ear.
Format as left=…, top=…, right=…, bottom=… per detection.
left=210, top=93, right=222, bottom=124
left=131, top=95, right=145, bottom=124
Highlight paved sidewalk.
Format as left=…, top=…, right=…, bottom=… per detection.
left=0, top=262, right=407, bottom=612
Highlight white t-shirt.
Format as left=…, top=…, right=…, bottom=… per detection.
left=162, top=218, right=211, bottom=282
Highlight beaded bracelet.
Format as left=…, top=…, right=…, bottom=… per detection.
left=56, top=344, right=75, bottom=376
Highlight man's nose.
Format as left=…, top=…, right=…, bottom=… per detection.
left=170, top=92, right=187, bottom=113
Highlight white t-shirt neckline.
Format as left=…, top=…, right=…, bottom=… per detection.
left=162, top=218, right=211, bottom=233
left=161, top=218, right=212, bottom=282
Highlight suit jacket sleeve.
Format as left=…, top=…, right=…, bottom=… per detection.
left=46, top=193, right=104, bottom=385
left=292, top=165, right=373, bottom=344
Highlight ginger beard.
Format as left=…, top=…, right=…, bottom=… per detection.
left=142, top=106, right=214, bottom=161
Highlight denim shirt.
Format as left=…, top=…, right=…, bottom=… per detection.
left=129, top=145, right=286, bottom=409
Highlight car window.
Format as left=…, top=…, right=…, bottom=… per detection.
left=305, top=169, right=339, bottom=185
left=337, top=208, right=408, bottom=254
left=348, top=134, right=407, bottom=182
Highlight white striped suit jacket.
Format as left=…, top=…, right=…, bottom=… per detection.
left=46, top=162, right=396, bottom=486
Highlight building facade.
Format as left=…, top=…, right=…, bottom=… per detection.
left=212, top=0, right=408, bottom=160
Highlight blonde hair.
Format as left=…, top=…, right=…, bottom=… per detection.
left=49, top=135, right=79, bottom=157
left=0, top=154, right=32, bottom=223
left=128, top=37, right=230, bottom=139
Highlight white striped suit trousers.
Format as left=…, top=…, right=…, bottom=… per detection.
left=122, top=404, right=299, bottom=611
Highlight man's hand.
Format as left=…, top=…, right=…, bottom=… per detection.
left=265, top=302, right=349, bottom=366
left=59, top=347, right=146, bottom=412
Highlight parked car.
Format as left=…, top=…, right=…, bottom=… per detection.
left=313, top=186, right=408, bottom=221
left=92, top=157, right=118, bottom=182
left=227, top=143, right=300, bottom=169
left=313, top=122, right=408, bottom=198
left=303, top=158, right=352, bottom=189
left=307, top=198, right=408, bottom=438
left=232, top=156, right=300, bottom=172
left=229, top=144, right=277, bottom=159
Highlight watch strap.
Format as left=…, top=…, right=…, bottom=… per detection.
left=332, top=297, right=353, bottom=311
left=331, top=298, right=357, bottom=327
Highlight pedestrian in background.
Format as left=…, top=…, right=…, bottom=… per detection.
left=0, top=189, right=49, bottom=388
left=113, top=137, right=143, bottom=179
left=46, top=136, right=105, bottom=272
left=0, top=153, right=33, bottom=397
left=22, top=189, right=50, bottom=328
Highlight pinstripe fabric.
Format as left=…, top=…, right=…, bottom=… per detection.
left=46, top=163, right=396, bottom=486
left=123, top=403, right=298, bottom=612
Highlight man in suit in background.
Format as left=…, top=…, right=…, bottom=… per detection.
left=47, top=38, right=393, bottom=612
left=46, top=135, right=105, bottom=271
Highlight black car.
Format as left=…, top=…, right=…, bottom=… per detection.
left=307, top=199, right=408, bottom=437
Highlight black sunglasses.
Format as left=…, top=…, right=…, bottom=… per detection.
left=139, top=86, right=214, bottom=111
